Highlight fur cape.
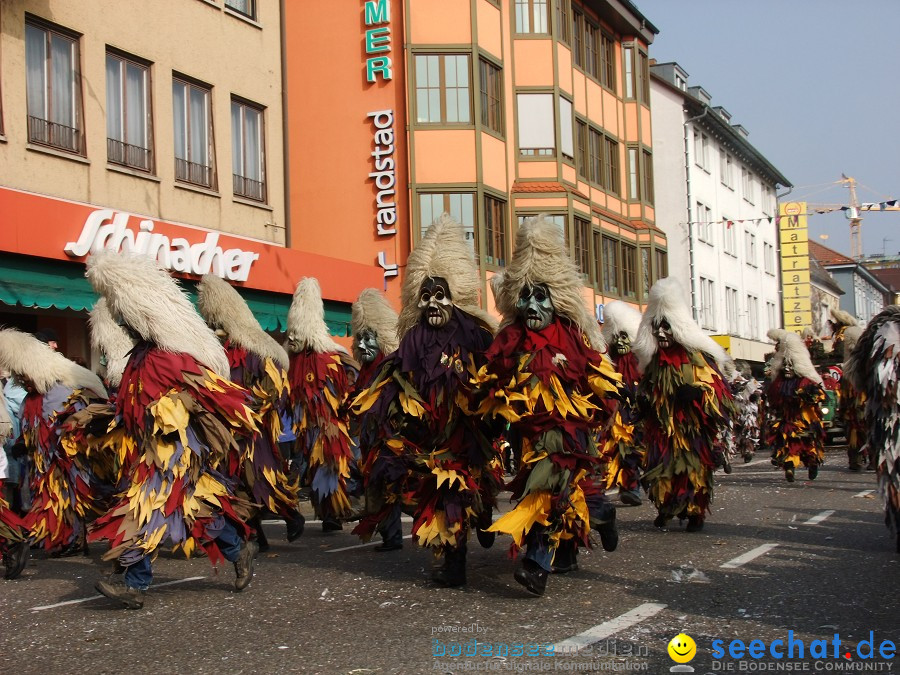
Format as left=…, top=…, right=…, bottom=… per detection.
left=830, top=307, right=858, bottom=328
left=493, top=215, right=603, bottom=349
left=842, top=325, right=864, bottom=367
left=601, top=300, right=642, bottom=344
left=89, top=298, right=136, bottom=387
left=0, top=328, right=107, bottom=397
left=632, top=277, right=729, bottom=371
left=351, top=288, right=399, bottom=361
left=197, top=274, right=289, bottom=368
left=85, top=250, right=230, bottom=378
left=286, top=277, right=347, bottom=355
left=767, top=328, right=823, bottom=384
left=846, top=305, right=900, bottom=391
left=397, top=213, right=495, bottom=338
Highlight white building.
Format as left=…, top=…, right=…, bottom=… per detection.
left=650, top=62, right=791, bottom=365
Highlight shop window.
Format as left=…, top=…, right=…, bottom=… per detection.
left=621, top=243, right=637, bottom=299
left=225, top=0, right=256, bottom=20
left=106, top=50, right=153, bottom=172
left=517, top=93, right=555, bottom=156
left=420, top=193, right=477, bottom=261
left=173, top=76, right=217, bottom=189
left=479, top=59, right=503, bottom=135
left=515, top=0, right=549, bottom=34
left=484, top=195, right=507, bottom=267
left=415, top=54, right=472, bottom=125
left=231, top=98, right=266, bottom=202
left=25, top=18, right=84, bottom=155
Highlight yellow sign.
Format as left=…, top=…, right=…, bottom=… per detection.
left=780, top=228, right=808, bottom=244
left=782, top=282, right=808, bottom=298
left=784, top=311, right=813, bottom=327
left=779, top=202, right=811, bottom=334
left=783, top=297, right=811, bottom=313
left=781, top=241, right=809, bottom=258
left=782, top=269, right=810, bottom=285
left=782, top=255, right=810, bottom=272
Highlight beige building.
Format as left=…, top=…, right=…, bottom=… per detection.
left=0, top=0, right=291, bottom=361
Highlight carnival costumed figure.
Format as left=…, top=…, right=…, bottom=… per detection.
left=765, top=329, right=825, bottom=482
left=85, top=251, right=260, bottom=609
left=600, top=300, right=645, bottom=506
left=285, top=277, right=357, bottom=532
left=0, top=385, right=28, bottom=579
left=477, top=217, right=621, bottom=596
left=731, top=363, right=762, bottom=464
left=828, top=307, right=858, bottom=361
left=353, top=215, right=499, bottom=587
left=0, top=329, right=109, bottom=557
left=840, top=325, right=869, bottom=471
left=845, top=306, right=900, bottom=552
left=633, top=278, right=735, bottom=532
left=197, top=274, right=303, bottom=550
left=348, top=289, right=406, bottom=551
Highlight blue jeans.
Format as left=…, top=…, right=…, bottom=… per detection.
left=123, top=518, right=243, bottom=591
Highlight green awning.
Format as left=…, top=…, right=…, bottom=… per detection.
left=0, top=253, right=352, bottom=337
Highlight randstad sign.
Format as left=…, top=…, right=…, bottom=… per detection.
left=65, top=209, right=260, bottom=282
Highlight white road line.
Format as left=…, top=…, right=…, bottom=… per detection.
left=853, top=490, right=875, bottom=498
left=720, top=543, right=779, bottom=569
left=552, top=603, right=668, bottom=653
left=325, top=534, right=413, bottom=553
left=803, top=510, right=835, bottom=525
left=261, top=517, right=414, bottom=526
left=30, top=576, right=206, bottom=612
left=737, top=458, right=774, bottom=468
left=721, top=470, right=780, bottom=477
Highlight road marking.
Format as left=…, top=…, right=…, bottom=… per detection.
left=326, top=534, right=413, bottom=553
left=30, top=576, right=206, bottom=612
left=853, top=490, right=874, bottom=498
left=552, top=603, right=667, bottom=653
left=720, top=543, right=779, bottom=569
left=721, top=470, right=781, bottom=477
left=737, top=458, right=774, bottom=468
left=803, top=510, right=835, bottom=525
left=261, top=517, right=414, bottom=526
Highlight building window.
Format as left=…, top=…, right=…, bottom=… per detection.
left=517, top=93, right=555, bottom=156
left=225, top=0, right=256, bottom=20
left=642, top=149, right=654, bottom=205
left=574, top=216, right=591, bottom=280
left=479, top=59, right=503, bottom=134
left=623, top=44, right=634, bottom=99
left=25, top=18, right=84, bottom=155
left=693, top=131, right=709, bottom=171
left=621, top=243, right=637, bottom=299
left=742, top=166, right=755, bottom=203
left=515, top=0, right=549, bottom=34
left=415, top=54, right=471, bottom=125
left=484, top=195, right=507, bottom=267
left=106, top=51, right=152, bottom=172
left=723, top=220, right=737, bottom=255
left=720, top=151, right=734, bottom=188
left=763, top=242, right=775, bottom=275
left=420, top=193, right=477, bottom=261
left=559, top=97, right=574, bottom=161
left=767, top=301, right=777, bottom=333
left=605, top=137, right=620, bottom=196
left=231, top=98, right=266, bottom=202
left=621, top=44, right=647, bottom=103
left=745, top=230, right=757, bottom=266
left=601, top=236, right=619, bottom=295
left=556, top=0, right=570, bottom=44
left=700, top=277, right=715, bottom=330
left=589, top=127, right=602, bottom=185
left=572, top=10, right=584, bottom=69
left=600, top=32, right=616, bottom=91
left=696, top=202, right=713, bottom=243
left=747, top=294, right=759, bottom=338
left=173, top=76, right=216, bottom=189
left=640, top=247, right=651, bottom=298
left=576, top=120, right=588, bottom=180
left=628, top=146, right=640, bottom=201
left=655, top=249, right=668, bottom=280
left=725, top=287, right=739, bottom=335
left=584, top=21, right=598, bottom=79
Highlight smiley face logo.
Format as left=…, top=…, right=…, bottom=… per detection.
left=667, top=633, right=696, bottom=664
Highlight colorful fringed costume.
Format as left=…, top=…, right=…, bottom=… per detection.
left=845, top=306, right=900, bottom=551
left=732, top=375, right=762, bottom=463
left=840, top=325, right=869, bottom=470
left=285, top=277, right=356, bottom=527
left=0, top=329, right=110, bottom=554
left=633, top=278, right=734, bottom=530
left=765, top=330, right=825, bottom=481
left=0, top=385, right=29, bottom=579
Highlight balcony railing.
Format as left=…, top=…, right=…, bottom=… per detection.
left=28, top=116, right=82, bottom=154
left=233, top=174, right=266, bottom=202
left=107, top=138, right=152, bottom=172
left=175, top=157, right=215, bottom=189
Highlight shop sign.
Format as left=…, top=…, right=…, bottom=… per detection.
left=364, top=0, right=392, bottom=82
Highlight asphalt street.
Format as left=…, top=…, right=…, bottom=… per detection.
left=1, top=446, right=897, bottom=674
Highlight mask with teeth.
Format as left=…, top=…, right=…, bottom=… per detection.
left=417, top=277, right=453, bottom=328
left=613, top=330, right=631, bottom=355
left=782, top=360, right=794, bottom=379
left=516, top=283, right=555, bottom=331
left=654, top=319, right=673, bottom=349
left=356, top=328, right=380, bottom=364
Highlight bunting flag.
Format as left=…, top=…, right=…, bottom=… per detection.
left=687, top=197, right=898, bottom=228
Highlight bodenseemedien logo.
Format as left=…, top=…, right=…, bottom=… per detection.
left=668, top=633, right=697, bottom=672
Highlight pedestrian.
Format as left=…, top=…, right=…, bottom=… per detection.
left=633, top=277, right=735, bottom=532
left=765, top=329, right=825, bottom=482
left=477, top=216, right=621, bottom=596
left=197, top=274, right=304, bottom=550
left=85, top=250, right=259, bottom=609
left=0, top=385, right=28, bottom=580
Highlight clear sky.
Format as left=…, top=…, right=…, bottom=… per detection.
left=635, top=0, right=900, bottom=258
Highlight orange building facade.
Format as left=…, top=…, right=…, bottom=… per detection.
left=286, top=0, right=667, bottom=318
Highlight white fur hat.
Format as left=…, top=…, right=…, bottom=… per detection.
left=398, top=214, right=494, bottom=338
left=493, top=216, right=603, bottom=349
left=351, top=288, right=399, bottom=361
left=197, top=274, right=289, bottom=368
left=841, top=324, right=864, bottom=363
left=633, top=277, right=729, bottom=371
left=86, top=250, right=230, bottom=378
left=89, top=298, right=135, bottom=387
left=830, top=307, right=858, bottom=328
left=601, top=300, right=642, bottom=344
left=286, top=277, right=347, bottom=354
left=766, top=328, right=822, bottom=384
left=0, top=328, right=107, bottom=397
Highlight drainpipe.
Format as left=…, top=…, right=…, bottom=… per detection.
left=683, top=106, right=709, bottom=322
left=280, top=0, right=292, bottom=248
